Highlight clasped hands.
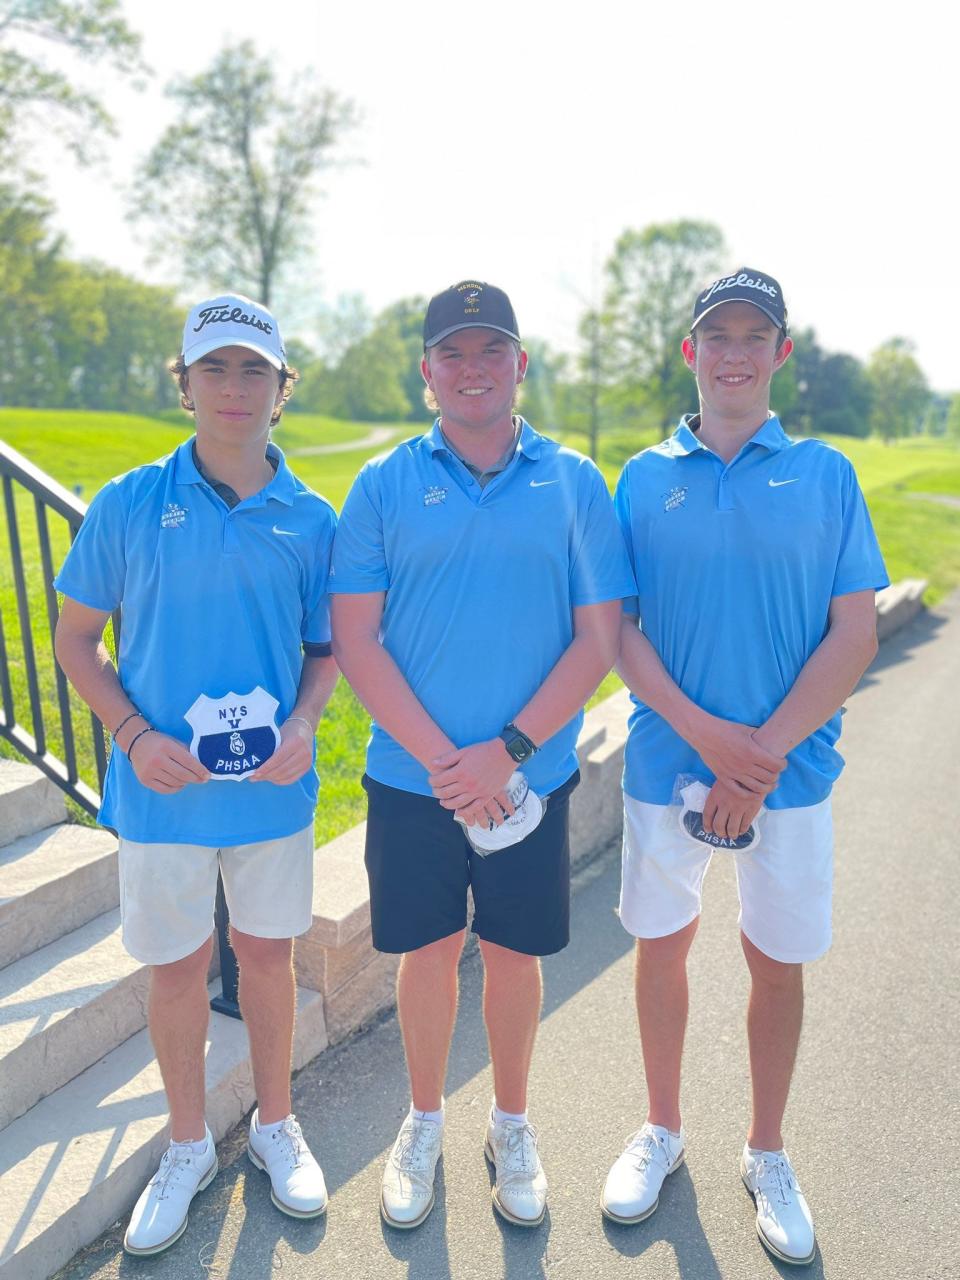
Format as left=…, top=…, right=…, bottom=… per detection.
left=123, top=718, right=314, bottom=794
left=428, top=739, right=517, bottom=828
left=693, top=717, right=787, bottom=840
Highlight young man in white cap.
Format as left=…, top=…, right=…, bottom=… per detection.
left=602, top=269, right=888, bottom=1264
left=54, top=294, right=336, bottom=1254
left=330, top=281, right=635, bottom=1230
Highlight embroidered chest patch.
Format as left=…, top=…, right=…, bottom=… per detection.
left=161, top=502, right=188, bottom=528
left=662, top=486, right=687, bottom=513
left=423, top=485, right=448, bottom=507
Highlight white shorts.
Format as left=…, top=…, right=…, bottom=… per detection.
left=118, top=826, right=315, bottom=965
left=619, top=795, right=833, bottom=964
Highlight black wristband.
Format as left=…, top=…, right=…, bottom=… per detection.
left=112, top=708, right=143, bottom=738
left=126, top=726, right=156, bottom=762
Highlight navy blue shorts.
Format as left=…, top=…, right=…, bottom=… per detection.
left=362, top=771, right=580, bottom=957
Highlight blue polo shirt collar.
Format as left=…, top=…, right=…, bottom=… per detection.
left=424, top=416, right=544, bottom=463
left=172, top=437, right=296, bottom=507
left=667, top=413, right=790, bottom=458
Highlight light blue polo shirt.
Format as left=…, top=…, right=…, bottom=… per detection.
left=330, top=418, right=636, bottom=796
left=55, top=439, right=336, bottom=845
left=614, top=415, right=889, bottom=809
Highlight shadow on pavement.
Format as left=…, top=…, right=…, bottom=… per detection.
left=601, top=1166, right=721, bottom=1277
left=858, top=599, right=952, bottom=690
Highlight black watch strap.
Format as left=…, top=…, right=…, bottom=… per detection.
left=499, top=722, right=539, bottom=763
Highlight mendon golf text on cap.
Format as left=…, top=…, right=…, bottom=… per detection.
left=691, top=268, right=788, bottom=334
left=182, top=293, right=286, bottom=369
left=423, top=280, right=520, bottom=348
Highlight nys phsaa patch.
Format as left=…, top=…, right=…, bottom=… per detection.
left=185, top=687, right=280, bottom=782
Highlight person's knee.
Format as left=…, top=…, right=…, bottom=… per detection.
left=478, top=937, right=540, bottom=980
left=741, top=931, right=803, bottom=988
left=401, top=929, right=465, bottom=977
left=636, top=918, right=698, bottom=969
left=229, top=929, right=293, bottom=972
left=150, top=936, right=213, bottom=996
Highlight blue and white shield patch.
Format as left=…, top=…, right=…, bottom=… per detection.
left=184, top=687, right=281, bottom=782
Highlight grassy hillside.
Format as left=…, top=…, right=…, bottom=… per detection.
left=1, top=407, right=958, bottom=842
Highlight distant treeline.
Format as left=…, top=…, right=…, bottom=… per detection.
left=1, top=187, right=954, bottom=444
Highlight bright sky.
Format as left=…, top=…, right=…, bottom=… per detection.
left=38, top=0, right=956, bottom=391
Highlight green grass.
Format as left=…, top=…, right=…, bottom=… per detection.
left=2, top=409, right=959, bottom=844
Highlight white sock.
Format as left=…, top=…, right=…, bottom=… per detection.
left=172, top=1131, right=209, bottom=1154
left=411, top=1104, right=444, bottom=1125
left=747, top=1144, right=783, bottom=1157
left=493, top=1104, right=528, bottom=1127
left=256, top=1114, right=292, bottom=1136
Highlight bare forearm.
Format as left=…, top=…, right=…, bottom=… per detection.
left=616, top=618, right=785, bottom=795
left=753, top=621, right=878, bottom=757
left=333, top=635, right=454, bottom=768
left=288, top=655, right=339, bottom=730
left=54, top=629, right=136, bottom=741
left=514, top=629, right=618, bottom=747
left=616, top=621, right=711, bottom=742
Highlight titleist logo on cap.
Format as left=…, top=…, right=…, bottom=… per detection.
left=699, top=272, right=778, bottom=305
left=192, top=304, right=274, bottom=336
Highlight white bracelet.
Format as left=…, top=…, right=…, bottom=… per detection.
left=286, top=715, right=315, bottom=735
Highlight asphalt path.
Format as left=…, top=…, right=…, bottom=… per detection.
left=60, top=593, right=960, bottom=1280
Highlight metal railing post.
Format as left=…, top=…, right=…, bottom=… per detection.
left=210, top=872, right=242, bottom=1019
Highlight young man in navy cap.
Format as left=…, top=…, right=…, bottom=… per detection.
left=602, top=270, right=888, bottom=1264
left=54, top=294, right=337, bottom=1254
left=330, top=281, right=634, bottom=1229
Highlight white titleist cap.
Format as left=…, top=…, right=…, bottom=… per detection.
left=182, top=293, right=285, bottom=369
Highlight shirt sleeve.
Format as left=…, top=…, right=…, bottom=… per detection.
left=300, top=502, right=337, bottom=647
left=568, top=461, right=638, bottom=607
left=832, top=461, right=890, bottom=597
left=53, top=480, right=127, bottom=611
left=612, top=464, right=641, bottom=617
left=328, top=466, right=390, bottom=594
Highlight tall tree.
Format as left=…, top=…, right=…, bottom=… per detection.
left=0, top=182, right=180, bottom=412
left=867, top=338, right=930, bottom=443
left=790, top=329, right=872, bottom=437
left=0, top=0, right=143, bottom=164
left=597, top=220, right=727, bottom=431
left=131, top=42, right=358, bottom=305
left=944, top=393, right=960, bottom=443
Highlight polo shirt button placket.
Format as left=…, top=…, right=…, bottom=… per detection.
left=717, top=467, right=734, bottom=513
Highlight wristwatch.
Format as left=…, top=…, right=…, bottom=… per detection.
left=499, top=722, right=539, bottom=763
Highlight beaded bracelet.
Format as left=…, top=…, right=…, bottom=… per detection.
left=112, top=708, right=143, bottom=738
left=126, top=726, right=157, bottom=762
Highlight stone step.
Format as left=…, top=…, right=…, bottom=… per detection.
left=0, top=823, right=118, bottom=969
left=0, top=908, right=146, bottom=1130
left=0, top=985, right=327, bottom=1280
left=0, top=760, right=66, bottom=847
left=876, top=577, right=927, bottom=641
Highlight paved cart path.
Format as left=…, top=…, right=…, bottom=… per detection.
left=60, top=593, right=960, bottom=1280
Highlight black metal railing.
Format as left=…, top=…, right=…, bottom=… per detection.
left=0, top=439, right=240, bottom=1017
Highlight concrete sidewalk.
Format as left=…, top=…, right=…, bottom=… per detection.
left=57, top=594, right=960, bottom=1280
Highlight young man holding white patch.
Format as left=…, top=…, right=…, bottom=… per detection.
left=330, top=281, right=634, bottom=1230
left=603, top=269, right=888, bottom=1265
left=54, top=294, right=337, bottom=1255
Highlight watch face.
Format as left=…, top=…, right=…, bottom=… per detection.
left=501, top=725, right=535, bottom=762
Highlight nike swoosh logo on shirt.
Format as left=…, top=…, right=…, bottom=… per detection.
left=768, top=478, right=799, bottom=487
left=530, top=479, right=559, bottom=488
left=272, top=525, right=299, bottom=535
